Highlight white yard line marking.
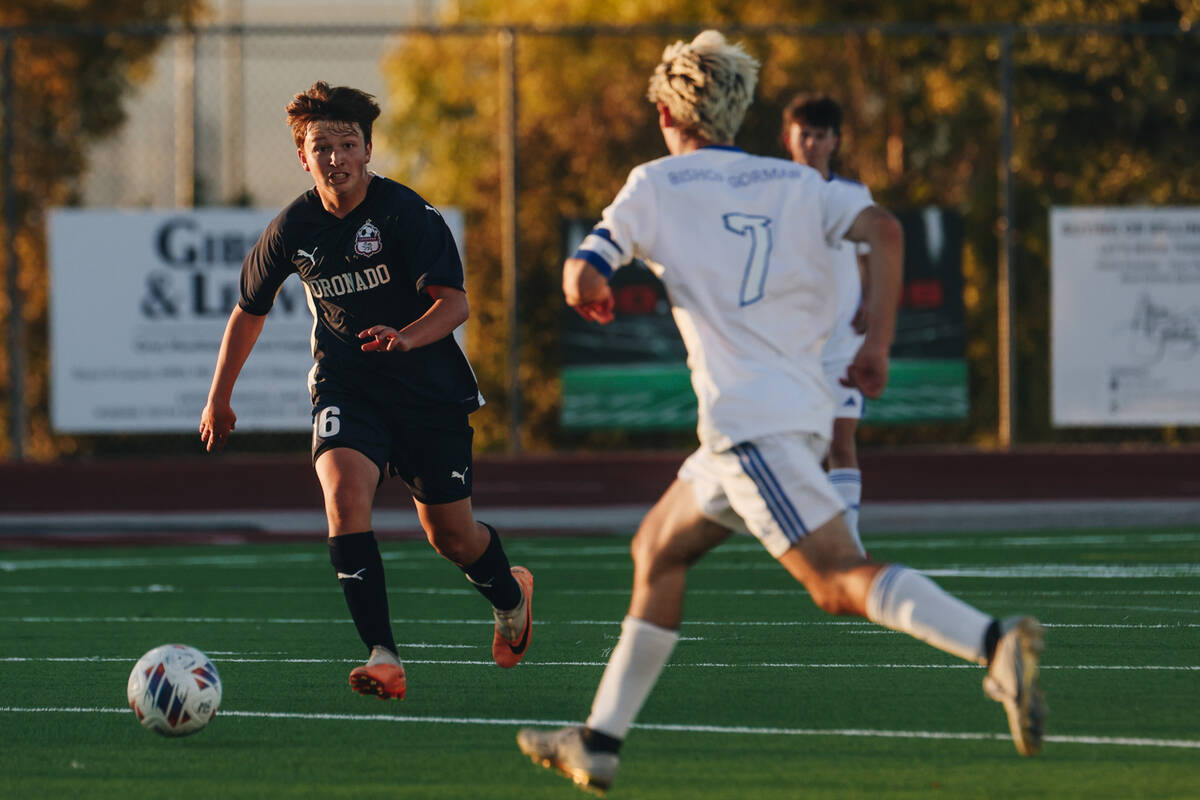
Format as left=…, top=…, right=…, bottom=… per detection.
left=1031, top=603, right=1200, bottom=615
left=0, top=585, right=476, bottom=596
left=1, top=616, right=1196, bottom=630
left=516, top=532, right=1200, bottom=556
left=4, top=552, right=1200, bottom=578
left=2, top=656, right=1194, bottom=670
left=3, top=582, right=1200, bottom=599
left=0, top=706, right=1196, bottom=750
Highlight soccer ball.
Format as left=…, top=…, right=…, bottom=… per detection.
left=127, top=644, right=222, bottom=737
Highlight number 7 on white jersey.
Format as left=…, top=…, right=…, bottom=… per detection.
left=723, top=213, right=773, bottom=306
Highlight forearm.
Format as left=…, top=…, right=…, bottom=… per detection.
left=849, top=208, right=903, bottom=352
left=207, top=306, right=267, bottom=404
left=396, top=292, right=469, bottom=350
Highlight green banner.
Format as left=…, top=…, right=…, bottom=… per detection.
left=561, top=363, right=695, bottom=429
left=561, top=359, right=967, bottom=429
left=560, top=209, right=969, bottom=430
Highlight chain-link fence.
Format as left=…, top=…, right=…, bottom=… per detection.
left=3, top=21, right=1199, bottom=459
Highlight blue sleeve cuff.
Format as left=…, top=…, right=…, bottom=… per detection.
left=573, top=248, right=615, bottom=278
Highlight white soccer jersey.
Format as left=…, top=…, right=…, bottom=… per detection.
left=576, top=146, right=873, bottom=451
left=822, top=174, right=873, bottom=367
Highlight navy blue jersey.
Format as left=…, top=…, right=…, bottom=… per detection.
left=240, top=175, right=481, bottom=412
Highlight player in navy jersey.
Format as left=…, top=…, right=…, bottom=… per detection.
left=783, top=94, right=872, bottom=553
left=199, top=82, right=533, bottom=702
left=516, top=32, right=1045, bottom=793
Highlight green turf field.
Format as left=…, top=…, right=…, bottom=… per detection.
left=1, top=527, right=1198, bottom=799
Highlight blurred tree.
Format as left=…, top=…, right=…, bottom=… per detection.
left=381, top=0, right=1199, bottom=452
left=1009, top=1, right=1200, bottom=443
left=6, top=1, right=1198, bottom=458
left=0, top=0, right=206, bottom=459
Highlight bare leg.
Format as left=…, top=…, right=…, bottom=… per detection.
left=779, top=513, right=994, bottom=664
left=587, top=479, right=731, bottom=739
left=415, top=496, right=490, bottom=566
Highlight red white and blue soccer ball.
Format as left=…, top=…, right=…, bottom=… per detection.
left=127, top=644, right=222, bottom=737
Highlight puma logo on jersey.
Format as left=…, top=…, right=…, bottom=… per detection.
left=450, top=467, right=469, bottom=484
left=297, top=247, right=320, bottom=266
left=337, top=568, right=366, bottom=581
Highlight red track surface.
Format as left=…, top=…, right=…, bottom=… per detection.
left=2, top=446, right=1198, bottom=513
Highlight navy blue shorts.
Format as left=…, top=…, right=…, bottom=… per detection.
left=311, top=387, right=474, bottom=505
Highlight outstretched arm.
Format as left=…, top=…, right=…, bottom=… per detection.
left=359, top=284, right=469, bottom=352
left=200, top=305, right=267, bottom=452
left=563, top=256, right=615, bottom=324
left=842, top=205, right=903, bottom=398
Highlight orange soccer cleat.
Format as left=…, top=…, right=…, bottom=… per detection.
left=348, top=645, right=406, bottom=700
left=492, top=566, right=534, bottom=668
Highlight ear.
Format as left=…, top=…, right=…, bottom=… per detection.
left=657, top=103, right=673, bottom=129
left=298, top=147, right=312, bottom=173
left=364, top=140, right=372, bottom=164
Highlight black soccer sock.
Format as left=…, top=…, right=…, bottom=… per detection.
left=462, top=523, right=522, bottom=611
left=328, top=530, right=397, bottom=657
left=983, top=618, right=1002, bottom=665
left=582, top=727, right=623, bottom=754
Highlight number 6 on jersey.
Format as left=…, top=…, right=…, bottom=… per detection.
left=724, top=213, right=773, bottom=306
left=315, top=406, right=341, bottom=438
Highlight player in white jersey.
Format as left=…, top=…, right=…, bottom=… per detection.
left=783, top=93, right=871, bottom=552
left=516, top=31, right=1045, bottom=794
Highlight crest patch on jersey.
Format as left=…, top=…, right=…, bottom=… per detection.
left=354, top=221, right=383, bottom=257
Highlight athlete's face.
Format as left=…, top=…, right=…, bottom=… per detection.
left=299, top=120, right=372, bottom=206
left=786, top=122, right=838, bottom=177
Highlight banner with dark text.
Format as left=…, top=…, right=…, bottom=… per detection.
left=48, top=207, right=465, bottom=433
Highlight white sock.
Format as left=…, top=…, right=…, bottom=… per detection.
left=585, top=616, right=680, bottom=739
left=866, top=565, right=993, bottom=665
left=828, top=468, right=864, bottom=554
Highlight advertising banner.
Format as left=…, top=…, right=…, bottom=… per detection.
left=1052, top=207, right=1200, bottom=426
left=49, top=207, right=464, bottom=433
left=560, top=209, right=968, bottom=430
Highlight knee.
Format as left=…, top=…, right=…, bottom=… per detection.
left=425, top=524, right=474, bottom=564
left=630, top=526, right=678, bottom=580
left=321, top=478, right=370, bottom=523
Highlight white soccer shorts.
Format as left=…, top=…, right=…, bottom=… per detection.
left=823, top=359, right=866, bottom=420
left=679, top=431, right=847, bottom=558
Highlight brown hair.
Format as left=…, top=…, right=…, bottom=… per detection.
left=286, top=81, right=381, bottom=149
left=780, top=93, right=843, bottom=151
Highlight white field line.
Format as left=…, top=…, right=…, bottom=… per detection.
left=4, top=548, right=1200, bottom=579
left=516, top=532, right=1200, bottom=556
left=1, top=557, right=1197, bottom=578
left=3, top=585, right=1199, bottom=599
left=0, top=705, right=1196, bottom=750
left=1, top=616, right=1197, bottom=631
left=1, top=655, right=1195, bottom=671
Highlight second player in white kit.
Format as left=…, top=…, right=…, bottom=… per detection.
left=517, top=30, right=1047, bottom=795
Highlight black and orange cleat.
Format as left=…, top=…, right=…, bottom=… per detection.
left=348, top=645, right=406, bottom=700
left=492, top=566, right=533, bottom=668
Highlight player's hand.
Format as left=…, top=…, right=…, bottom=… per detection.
left=841, top=343, right=889, bottom=399
left=199, top=400, right=236, bottom=453
left=359, top=325, right=409, bottom=352
left=570, top=288, right=615, bottom=324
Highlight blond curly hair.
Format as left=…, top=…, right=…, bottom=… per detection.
left=647, top=30, right=760, bottom=144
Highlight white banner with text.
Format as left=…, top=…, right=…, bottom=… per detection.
left=1052, top=206, right=1200, bottom=426
left=49, top=207, right=464, bottom=433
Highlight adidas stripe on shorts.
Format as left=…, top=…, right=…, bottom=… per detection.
left=679, top=431, right=847, bottom=558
